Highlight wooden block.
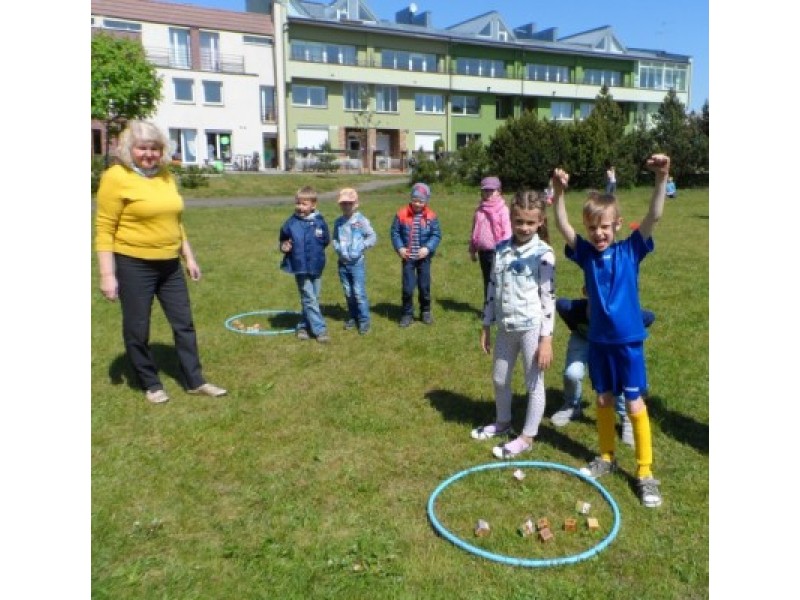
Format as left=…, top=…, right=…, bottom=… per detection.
left=587, top=517, right=600, bottom=531
left=576, top=500, right=591, bottom=514
left=519, top=518, right=535, bottom=537
left=536, top=517, right=550, bottom=531
left=564, top=518, right=577, bottom=532
left=474, top=519, right=491, bottom=537
left=538, top=527, right=554, bottom=542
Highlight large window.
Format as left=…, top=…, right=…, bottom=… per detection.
left=583, top=69, right=621, bottom=86
left=292, top=85, right=327, bottom=108
left=415, top=93, right=444, bottom=114
left=382, top=50, right=437, bottom=72
left=344, top=83, right=369, bottom=111
left=551, top=101, right=574, bottom=121
left=169, top=27, right=191, bottom=69
left=456, top=57, right=506, bottom=78
left=579, top=102, right=594, bottom=120
left=526, top=64, right=569, bottom=83
left=260, top=86, right=276, bottom=121
left=456, top=133, right=481, bottom=148
left=169, top=128, right=197, bottom=163
left=375, top=85, right=398, bottom=112
left=200, top=31, right=220, bottom=71
left=451, top=95, right=480, bottom=116
left=173, top=78, right=194, bottom=103
left=206, top=132, right=232, bottom=163
left=638, top=61, right=688, bottom=92
left=290, top=40, right=356, bottom=65
left=202, top=81, right=223, bottom=104
left=495, top=97, right=513, bottom=119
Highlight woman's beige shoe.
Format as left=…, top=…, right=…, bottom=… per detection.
left=187, top=383, right=227, bottom=397
left=145, top=389, right=170, bottom=404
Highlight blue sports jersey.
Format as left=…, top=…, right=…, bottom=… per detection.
left=565, top=230, right=653, bottom=344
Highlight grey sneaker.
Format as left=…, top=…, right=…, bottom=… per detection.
left=551, top=404, right=582, bottom=427
left=399, top=314, right=413, bottom=328
left=296, top=328, right=310, bottom=341
left=637, top=477, right=663, bottom=508
left=620, top=416, right=634, bottom=447
left=344, top=319, right=356, bottom=330
left=316, top=332, right=330, bottom=344
left=579, top=457, right=617, bottom=479
left=421, top=311, right=433, bottom=325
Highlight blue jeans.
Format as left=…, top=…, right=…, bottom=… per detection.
left=563, top=332, right=626, bottom=418
left=294, top=274, right=327, bottom=336
left=338, top=258, right=370, bottom=327
left=401, top=256, right=431, bottom=316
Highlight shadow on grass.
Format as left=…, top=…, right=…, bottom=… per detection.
left=645, top=395, right=708, bottom=455
left=425, top=386, right=596, bottom=464
left=370, top=302, right=404, bottom=322
left=437, top=297, right=482, bottom=318
left=108, top=343, right=183, bottom=391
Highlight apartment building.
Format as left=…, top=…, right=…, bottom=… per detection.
left=91, top=0, right=692, bottom=173
left=91, top=0, right=279, bottom=169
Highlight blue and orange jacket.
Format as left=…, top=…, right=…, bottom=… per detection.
left=390, top=205, right=442, bottom=257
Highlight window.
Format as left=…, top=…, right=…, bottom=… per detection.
left=583, top=69, right=621, bottom=86
left=243, top=35, right=272, bottom=46
left=169, top=27, right=191, bottom=69
left=451, top=95, right=480, bottom=116
left=551, top=101, right=574, bottom=121
left=102, top=19, right=141, bottom=32
left=290, top=40, right=356, bottom=65
left=415, top=93, right=444, bottom=114
left=169, top=128, right=198, bottom=163
left=638, top=61, right=688, bottom=92
left=200, top=31, right=220, bottom=71
left=413, top=132, right=442, bottom=152
left=579, top=102, right=594, bottom=120
left=382, top=50, right=437, bottom=72
left=495, top=97, right=513, bottom=119
left=456, top=58, right=506, bottom=78
left=260, top=86, right=276, bottom=121
left=292, top=85, right=327, bottom=108
left=206, top=132, right=232, bottom=163
left=296, top=127, right=329, bottom=150
left=526, top=64, right=569, bottom=83
left=173, top=78, right=194, bottom=103
left=344, top=83, right=369, bottom=111
left=202, top=81, right=223, bottom=104
left=456, top=133, right=481, bottom=148
left=375, top=85, right=398, bottom=112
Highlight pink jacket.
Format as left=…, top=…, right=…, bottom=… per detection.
left=469, top=196, right=512, bottom=253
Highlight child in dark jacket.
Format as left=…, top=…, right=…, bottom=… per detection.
left=279, top=185, right=331, bottom=343
left=390, top=182, right=442, bottom=327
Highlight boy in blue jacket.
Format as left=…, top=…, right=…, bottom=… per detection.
left=390, top=182, right=442, bottom=327
left=279, top=185, right=331, bottom=343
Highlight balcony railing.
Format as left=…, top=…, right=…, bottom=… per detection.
left=146, top=47, right=246, bottom=74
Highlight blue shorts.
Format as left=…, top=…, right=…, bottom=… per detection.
left=588, top=341, right=648, bottom=400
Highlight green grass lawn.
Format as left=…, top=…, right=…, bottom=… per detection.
left=91, top=184, right=708, bottom=599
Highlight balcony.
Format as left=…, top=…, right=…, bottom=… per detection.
left=146, top=47, right=246, bottom=74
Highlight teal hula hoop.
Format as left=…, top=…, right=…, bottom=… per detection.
left=224, top=310, right=301, bottom=336
left=426, top=461, right=621, bottom=567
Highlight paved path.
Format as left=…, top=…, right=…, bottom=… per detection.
left=183, top=176, right=407, bottom=208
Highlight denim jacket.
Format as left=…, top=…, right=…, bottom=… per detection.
left=333, top=212, right=377, bottom=264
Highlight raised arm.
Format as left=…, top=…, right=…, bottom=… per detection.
left=551, top=168, right=576, bottom=250
left=637, top=154, right=670, bottom=240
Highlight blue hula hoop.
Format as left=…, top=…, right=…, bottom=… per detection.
left=426, top=461, right=620, bottom=567
left=224, top=310, right=301, bottom=336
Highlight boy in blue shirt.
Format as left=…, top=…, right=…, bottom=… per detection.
left=551, top=154, right=670, bottom=508
left=279, top=185, right=331, bottom=343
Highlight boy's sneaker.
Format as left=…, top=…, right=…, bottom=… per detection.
left=344, top=319, right=356, bottom=330
left=637, top=477, right=663, bottom=508
left=421, top=311, right=433, bottom=325
left=471, top=422, right=513, bottom=440
left=551, top=404, right=582, bottom=427
left=492, top=436, right=532, bottom=459
left=399, top=314, right=413, bottom=328
left=296, top=329, right=310, bottom=341
left=358, top=325, right=370, bottom=335
left=316, top=332, right=330, bottom=344
left=620, top=417, right=634, bottom=447
left=579, top=457, right=617, bottom=479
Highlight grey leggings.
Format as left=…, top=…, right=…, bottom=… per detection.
left=492, top=327, right=546, bottom=438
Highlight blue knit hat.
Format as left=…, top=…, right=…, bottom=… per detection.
left=410, top=182, right=431, bottom=202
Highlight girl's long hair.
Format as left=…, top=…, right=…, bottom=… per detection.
left=511, top=190, right=550, bottom=243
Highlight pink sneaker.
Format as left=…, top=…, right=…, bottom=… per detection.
left=492, top=436, right=532, bottom=459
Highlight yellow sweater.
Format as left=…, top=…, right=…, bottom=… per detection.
left=95, top=165, right=188, bottom=260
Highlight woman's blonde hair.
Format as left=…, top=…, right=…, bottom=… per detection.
left=115, top=120, right=172, bottom=169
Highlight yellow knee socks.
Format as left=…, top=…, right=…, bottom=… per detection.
left=597, top=404, right=616, bottom=461
left=631, top=407, right=653, bottom=479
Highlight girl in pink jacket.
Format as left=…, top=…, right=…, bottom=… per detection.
left=469, top=176, right=512, bottom=304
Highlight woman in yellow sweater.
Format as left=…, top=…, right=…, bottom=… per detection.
left=95, top=121, right=226, bottom=404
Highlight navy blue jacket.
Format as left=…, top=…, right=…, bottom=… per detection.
left=279, top=211, right=330, bottom=276
left=556, top=297, right=655, bottom=340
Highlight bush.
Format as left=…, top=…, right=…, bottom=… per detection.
left=91, top=156, right=107, bottom=194
left=173, top=165, right=210, bottom=189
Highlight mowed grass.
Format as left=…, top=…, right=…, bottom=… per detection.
left=91, top=184, right=708, bottom=599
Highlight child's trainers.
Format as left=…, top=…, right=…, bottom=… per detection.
left=637, top=477, right=663, bottom=508
left=492, top=436, right=532, bottom=459
left=551, top=404, right=582, bottom=427
left=344, top=319, right=356, bottom=330
left=579, top=457, right=617, bottom=479
left=471, top=422, right=513, bottom=440
left=296, top=329, right=310, bottom=341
